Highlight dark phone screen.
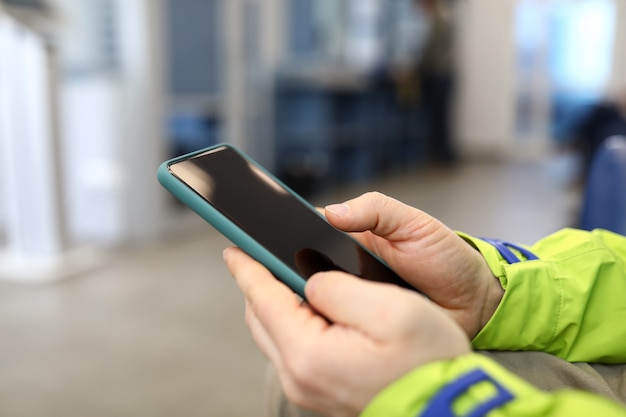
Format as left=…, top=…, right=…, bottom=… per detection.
left=169, top=146, right=412, bottom=289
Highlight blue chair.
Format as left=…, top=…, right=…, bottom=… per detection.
left=580, top=135, right=626, bottom=234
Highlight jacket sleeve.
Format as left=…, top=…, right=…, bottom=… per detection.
left=462, top=228, right=626, bottom=363
left=360, top=353, right=626, bottom=417
left=362, top=228, right=626, bottom=417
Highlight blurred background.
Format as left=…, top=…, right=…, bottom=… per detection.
left=0, top=0, right=625, bottom=416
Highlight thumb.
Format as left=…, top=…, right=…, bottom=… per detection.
left=304, top=271, right=422, bottom=340
left=325, top=192, right=444, bottom=242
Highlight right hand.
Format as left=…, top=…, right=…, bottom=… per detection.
left=225, top=247, right=471, bottom=417
left=323, top=192, right=503, bottom=339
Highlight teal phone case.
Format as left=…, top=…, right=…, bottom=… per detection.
left=158, top=144, right=313, bottom=297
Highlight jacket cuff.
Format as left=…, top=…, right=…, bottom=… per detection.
left=456, top=232, right=560, bottom=353
left=456, top=232, right=508, bottom=286
left=461, top=229, right=626, bottom=362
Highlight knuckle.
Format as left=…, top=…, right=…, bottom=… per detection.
left=379, top=290, right=425, bottom=333
left=362, top=191, right=385, bottom=204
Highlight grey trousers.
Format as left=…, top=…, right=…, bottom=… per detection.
left=265, top=351, right=626, bottom=417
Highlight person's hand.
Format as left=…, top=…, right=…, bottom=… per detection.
left=324, top=192, right=503, bottom=339
left=224, top=247, right=470, bottom=417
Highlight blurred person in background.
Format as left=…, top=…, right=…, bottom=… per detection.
left=390, top=0, right=458, bottom=168
left=415, top=0, right=458, bottom=166
left=568, top=88, right=626, bottom=180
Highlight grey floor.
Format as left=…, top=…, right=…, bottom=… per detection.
left=0, top=157, right=581, bottom=417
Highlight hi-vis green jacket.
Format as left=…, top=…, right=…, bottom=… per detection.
left=361, top=228, right=626, bottom=417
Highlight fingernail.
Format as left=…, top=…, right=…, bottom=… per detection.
left=305, top=272, right=327, bottom=298
left=222, top=247, right=232, bottom=262
left=325, top=203, right=349, bottom=217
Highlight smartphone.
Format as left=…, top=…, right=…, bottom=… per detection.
left=158, top=144, right=413, bottom=298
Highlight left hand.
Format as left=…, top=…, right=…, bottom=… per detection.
left=323, top=192, right=503, bottom=339
left=224, top=247, right=471, bottom=417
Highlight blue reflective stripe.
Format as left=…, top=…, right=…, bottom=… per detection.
left=480, top=238, right=520, bottom=264
left=503, top=241, right=539, bottom=261
left=420, top=369, right=514, bottom=417
left=480, top=238, right=539, bottom=264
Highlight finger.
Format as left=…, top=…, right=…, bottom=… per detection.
left=304, top=271, right=424, bottom=340
left=224, top=247, right=298, bottom=305
left=325, top=192, right=445, bottom=243
left=223, top=248, right=289, bottom=361
left=244, top=299, right=284, bottom=367
left=223, top=247, right=327, bottom=350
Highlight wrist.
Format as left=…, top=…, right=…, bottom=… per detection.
left=455, top=232, right=508, bottom=338
left=462, top=258, right=503, bottom=339
left=478, top=266, right=504, bottom=335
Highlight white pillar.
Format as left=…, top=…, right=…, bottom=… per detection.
left=255, top=0, right=287, bottom=169
left=0, top=11, right=100, bottom=283
left=455, top=0, right=518, bottom=158
left=223, top=0, right=248, bottom=153
left=221, top=0, right=287, bottom=169
left=607, top=0, right=626, bottom=92
left=259, top=0, right=287, bottom=68
left=115, top=0, right=169, bottom=243
left=0, top=14, right=65, bottom=256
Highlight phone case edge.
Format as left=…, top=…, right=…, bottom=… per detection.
left=157, top=145, right=308, bottom=298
